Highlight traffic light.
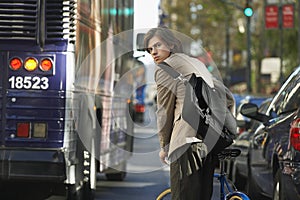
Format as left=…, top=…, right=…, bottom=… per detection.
left=244, top=1, right=253, bottom=17
left=207, top=65, right=214, bottom=72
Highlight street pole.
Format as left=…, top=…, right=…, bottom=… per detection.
left=298, top=0, right=300, bottom=64
left=279, top=0, right=284, bottom=83
left=246, top=16, right=252, bottom=93
left=220, top=0, right=252, bottom=92
left=225, top=11, right=230, bottom=86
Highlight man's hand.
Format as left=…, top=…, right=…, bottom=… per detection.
left=159, top=149, right=169, bottom=164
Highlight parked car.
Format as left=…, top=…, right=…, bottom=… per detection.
left=230, top=98, right=272, bottom=190
left=240, top=66, right=300, bottom=200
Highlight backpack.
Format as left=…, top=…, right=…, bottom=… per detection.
left=158, top=62, right=236, bottom=154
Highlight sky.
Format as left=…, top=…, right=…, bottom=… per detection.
left=134, top=0, right=160, bottom=30
left=133, top=0, right=160, bottom=52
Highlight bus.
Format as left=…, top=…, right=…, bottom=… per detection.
left=0, top=0, right=135, bottom=199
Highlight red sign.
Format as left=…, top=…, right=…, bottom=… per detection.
left=282, top=4, right=294, bottom=28
left=265, top=5, right=279, bottom=29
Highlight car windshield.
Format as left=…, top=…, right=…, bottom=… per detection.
left=275, top=74, right=300, bottom=115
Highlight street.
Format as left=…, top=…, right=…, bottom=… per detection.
left=1, top=107, right=223, bottom=200
left=93, top=106, right=222, bottom=200
left=0, top=0, right=297, bottom=199
left=95, top=123, right=170, bottom=200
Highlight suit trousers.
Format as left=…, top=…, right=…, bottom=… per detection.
left=170, top=145, right=217, bottom=200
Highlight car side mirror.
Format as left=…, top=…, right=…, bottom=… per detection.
left=240, top=103, right=258, bottom=117
left=240, top=103, right=271, bottom=125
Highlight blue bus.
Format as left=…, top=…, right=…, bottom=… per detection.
left=0, top=0, right=135, bottom=199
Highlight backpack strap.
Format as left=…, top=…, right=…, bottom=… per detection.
left=157, top=62, right=187, bottom=82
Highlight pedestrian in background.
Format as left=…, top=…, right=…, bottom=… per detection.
left=144, top=26, right=220, bottom=200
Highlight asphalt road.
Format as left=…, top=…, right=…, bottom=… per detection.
left=95, top=124, right=170, bottom=200
left=0, top=106, right=237, bottom=200
left=94, top=114, right=224, bottom=200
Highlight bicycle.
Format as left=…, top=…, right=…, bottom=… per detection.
left=156, top=148, right=250, bottom=200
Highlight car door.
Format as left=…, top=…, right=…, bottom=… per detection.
left=264, top=72, right=300, bottom=161
left=247, top=67, right=300, bottom=198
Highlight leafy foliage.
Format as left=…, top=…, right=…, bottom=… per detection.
left=161, top=0, right=299, bottom=89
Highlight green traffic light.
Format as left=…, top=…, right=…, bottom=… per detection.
left=110, top=8, right=117, bottom=16
left=244, top=7, right=253, bottom=17
left=102, top=8, right=134, bottom=16
left=207, top=65, right=214, bottom=72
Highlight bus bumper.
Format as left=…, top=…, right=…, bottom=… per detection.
left=0, top=149, right=66, bottom=181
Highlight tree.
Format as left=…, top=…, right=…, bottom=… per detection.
left=161, top=0, right=245, bottom=66
left=161, top=0, right=299, bottom=92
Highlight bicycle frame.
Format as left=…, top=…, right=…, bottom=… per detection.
left=214, top=150, right=250, bottom=200
left=156, top=149, right=250, bottom=200
left=214, top=160, right=234, bottom=200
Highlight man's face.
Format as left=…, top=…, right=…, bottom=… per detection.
left=147, top=36, right=171, bottom=64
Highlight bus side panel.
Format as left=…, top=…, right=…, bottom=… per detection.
left=98, top=95, right=132, bottom=172
left=96, top=0, right=135, bottom=175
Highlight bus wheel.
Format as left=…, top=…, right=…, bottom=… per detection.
left=105, top=161, right=127, bottom=181
left=105, top=171, right=127, bottom=181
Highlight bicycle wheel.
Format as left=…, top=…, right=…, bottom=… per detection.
left=156, top=188, right=171, bottom=200
left=226, top=191, right=250, bottom=200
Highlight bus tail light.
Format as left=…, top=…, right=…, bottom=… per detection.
left=24, top=57, right=38, bottom=71
left=33, top=123, right=47, bottom=138
left=40, top=58, right=53, bottom=71
left=290, top=118, right=300, bottom=151
left=9, top=57, right=23, bottom=70
left=17, top=122, right=30, bottom=138
left=16, top=122, right=47, bottom=138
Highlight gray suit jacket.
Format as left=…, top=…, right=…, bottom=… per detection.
left=155, top=53, right=216, bottom=161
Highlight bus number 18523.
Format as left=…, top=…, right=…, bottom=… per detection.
left=8, top=76, right=49, bottom=90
